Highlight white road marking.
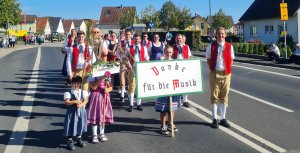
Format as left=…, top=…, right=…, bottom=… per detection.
left=4, top=47, right=41, bottom=153
left=186, top=100, right=287, bottom=153
left=233, top=65, right=300, bottom=80
left=201, top=58, right=300, bottom=79
left=230, top=88, right=294, bottom=113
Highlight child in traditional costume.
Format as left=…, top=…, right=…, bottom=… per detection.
left=86, top=71, right=113, bottom=143
left=63, top=76, right=88, bottom=150
left=155, top=46, right=180, bottom=135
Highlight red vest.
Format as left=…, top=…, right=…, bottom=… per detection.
left=67, top=37, right=73, bottom=47
left=72, top=44, right=91, bottom=73
left=130, top=45, right=146, bottom=65
left=209, top=42, right=232, bottom=74
left=142, top=40, right=151, bottom=48
left=172, top=45, right=189, bottom=59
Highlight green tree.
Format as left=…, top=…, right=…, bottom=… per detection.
left=0, top=0, right=21, bottom=30
left=177, top=7, right=193, bottom=30
left=159, top=0, right=179, bottom=31
left=119, top=9, right=136, bottom=30
left=211, top=9, right=232, bottom=30
left=140, top=5, right=160, bottom=29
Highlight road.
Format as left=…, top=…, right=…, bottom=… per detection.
left=0, top=43, right=300, bottom=153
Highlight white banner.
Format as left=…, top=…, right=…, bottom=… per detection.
left=135, top=59, right=203, bottom=99
left=92, top=65, right=120, bottom=77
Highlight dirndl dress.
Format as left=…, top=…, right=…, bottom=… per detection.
left=86, top=82, right=114, bottom=126
left=63, top=90, right=87, bottom=136
left=155, top=96, right=181, bottom=112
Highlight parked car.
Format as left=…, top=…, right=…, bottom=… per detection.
left=49, top=32, right=64, bottom=42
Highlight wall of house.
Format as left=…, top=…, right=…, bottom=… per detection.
left=99, top=24, right=122, bottom=35
left=80, top=22, right=87, bottom=34
left=56, top=20, right=65, bottom=34
left=44, top=21, right=51, bottom=35
left=185, top=17, right=209, bottom=36
left=16, top=23, right=36, bottom=33
left=243, top=17, right=298, bottom=44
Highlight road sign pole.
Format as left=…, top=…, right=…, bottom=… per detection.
left=281, top=0, right=288, bottom=59
left=284, top=20, right=287, bottom=59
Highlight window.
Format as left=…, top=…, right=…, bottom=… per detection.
left=278, top=24, right=287, bottom=36
left=270, top=25, right=274, bottom=33
left=250, top=26, right=257, bottom=36
left=201, top=23, right=204, bottom=30
left=265, top=25, right=269, bottom=33
left=193, top=23, right=197, bottom=30
left=106, top=10, right=110, bottom=15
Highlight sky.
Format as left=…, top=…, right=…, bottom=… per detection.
left=19, top=0, right=254, bottom=23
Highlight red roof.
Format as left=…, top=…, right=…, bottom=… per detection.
left=63, top=20, right=73, bottom=34
left=36, top=17, right=48, bottom=33
left=99, top=6, right=136, bottom=25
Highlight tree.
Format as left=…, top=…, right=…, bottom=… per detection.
left=159, top=0, right=179, bottom=31
left=211, top=9, right=232, bottom=30
left=119, top=9, right=136, bottom=30
left=177, top=7, right=193, bottom=30
left=140, top=5, right=160, bottom=29
left=0, top=0, right=21, bottom=30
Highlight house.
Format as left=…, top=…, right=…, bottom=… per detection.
left=48, top=17, right=64, bottom=34
left=207, top=15, right=236, bottom=34
left=63, top=19, right=75, bottom=35
left=99, top=5, right=136, bottom=34
left=74, top=19, right=87, bottom=34
left=16, top=15, right=37, bottom=33
left=186, top=14, right=210, bottom=36
left=239, top=0, right=300, bottom=44
left=36, top=17, right=51, bottom=35
left=235, top=21, right=244, bottom=37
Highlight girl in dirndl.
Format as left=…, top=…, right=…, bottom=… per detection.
left=63, top=76, right=88, bottom=150
left=155, top=45, right=180, bottom=135
left=86, top=72, right=113, bottom=143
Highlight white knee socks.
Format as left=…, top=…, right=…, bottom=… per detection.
left=92, top=125, right=105, bottom=136
left=183, top=94, right=188, bottom=102
left=211, top=104, right=218, bottom=120
left=137, top=99, right=141, bottom=106
left=121, top=89, right=125, bottom=97
left=219, top=103, right=227, bottom=119
left=129, top=93, right=134, bottom=106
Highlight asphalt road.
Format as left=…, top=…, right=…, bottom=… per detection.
left=0, top=44, right=300, bottom=153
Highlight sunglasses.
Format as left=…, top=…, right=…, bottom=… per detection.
left=93, top=31, right=100, bottom=33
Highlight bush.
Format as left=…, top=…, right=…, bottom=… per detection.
left=263, top=45, right=269, bottom=54
left=248, top=44, right=253, bottom=54
left=279, top=47, right=285, bottom=57
left=258, top=44, right=264, bottom=55
left=238, top=44, right=243, bottom=53
left=253, top=44, right=259, bottom=55
left=233, top=43, right=238, bottom=53
left=242, top=43, right=248, bottom=54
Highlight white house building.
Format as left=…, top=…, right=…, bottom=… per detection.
left=239, top=0, right=300, bottom=44
left=74, top=20, right=87, bottom=34
left=48, top=17, right=64, bottom=34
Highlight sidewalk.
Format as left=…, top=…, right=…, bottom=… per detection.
left=0, top=43, right=38, bottom=59
left=192, top=51, right=300, bottom=71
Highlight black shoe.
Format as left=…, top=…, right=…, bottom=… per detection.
left=76, top=138, right=86, bottom=147
left=136, top=105, right=144, bottom=111
left=128, top=106, right=133, bottom=112
left=120, top=97, right=125, bottom=103
left=183, top=102, right=190, bottom=108
left=211, top=119, right=219, bottom=129
left=67, top=140, right=75, bottom=150
left=220, top=119, right=231, bottom=128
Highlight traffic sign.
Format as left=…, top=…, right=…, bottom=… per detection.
left=280, top=3, right=288, bottom=21
left=149, top=22, right=154, bottom=28
left=281, top=30, right=288, bottom=36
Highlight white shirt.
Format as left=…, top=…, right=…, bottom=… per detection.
left=270, top=44, right=280, bottom=56
left=133, top=44, right=149, bottom=62
left=64, top=89, right=88, bottom=100
left=66, top=43, right=96, bottom=76
left=177, top=44, right=192, bottom=59
left=206, top=42, right=235, bottom=71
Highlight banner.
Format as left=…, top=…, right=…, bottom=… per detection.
left=135, top=58, right=203, bottom=99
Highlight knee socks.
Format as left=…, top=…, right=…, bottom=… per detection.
left=92, top=125, right=105, bottom=136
